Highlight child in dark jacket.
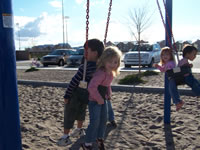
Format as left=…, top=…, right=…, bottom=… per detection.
left=57, top=39, right=104, bottom=146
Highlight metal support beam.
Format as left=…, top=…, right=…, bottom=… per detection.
left=164, top=0, right=172, bottom=124
left=0, top=0, right=22, bottom=149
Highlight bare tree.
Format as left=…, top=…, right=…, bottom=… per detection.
left=128, top=4, right=154, bottom=74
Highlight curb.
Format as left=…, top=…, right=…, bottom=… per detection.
left=17, top=80, right=194, bottom=96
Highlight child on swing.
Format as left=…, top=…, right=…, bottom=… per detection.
left=57, top=39, right=104, bottom=146
left=153, top=47, right=184, bottom=111
left=164, top=45, right=200, bottom=111
left=81, top=46, right=122, bottom=150
left=177, top=44, right=200, bottom=96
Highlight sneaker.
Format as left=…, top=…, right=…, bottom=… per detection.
left=70, top=128, right=85, bottom=138
left=110, top=120, right=117, bottom=128
left=176, top=100, right=184, bottom=111
left=57, top=135, right=72, bottom=146
left=81, top=143, right=93, bottom=150
left=97, top=139, right=105, bottom=150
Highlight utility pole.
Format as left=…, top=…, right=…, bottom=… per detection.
left=65, top=16, right=69, bottom=44
left=62, top=0, right=65, bottom=48
left=16, top=23, right=21, bottom=50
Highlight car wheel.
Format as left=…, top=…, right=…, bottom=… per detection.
left=125, top=64, right=131, bottom=68
left=43, top=64, right=48, bottom=67
left=58, top=60, right=64, bottom=66
left=148, top=59, right=154, bottom=68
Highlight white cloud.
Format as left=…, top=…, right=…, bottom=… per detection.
left=75, top=0, right=84, bottom=5
left=14, top=13, right=64, bottom=49
left=91, top=0, right=106, bottom=6
left=49, top=0, right=62, bottom=8
left=13, top=10, right=200, bottom=50
left=14, top=16, right=35, bottom=27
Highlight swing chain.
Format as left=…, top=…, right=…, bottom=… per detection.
left=162, top=0, right=179, bottom=61
left=156, top=0, right=172, bottom=49
left=104, top=0, right=112, bottom=45
left=85, top=0, right=90, bottom=54
left=82, top=0, right=90, bottom=82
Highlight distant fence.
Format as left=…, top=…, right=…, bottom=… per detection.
left=29, top=51, right=51, bottom=59
left=16, top=51, right=30, bottom=60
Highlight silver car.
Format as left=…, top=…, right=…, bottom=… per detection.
left=67, top=48, right=84, bottom=66
left=40, top=49, right=76, bottom=67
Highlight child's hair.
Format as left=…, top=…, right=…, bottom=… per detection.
left=97, top=46, right=122, bottom=76
left=182, top=44, right=197, bottom=57
left=84, top=39, right=104, bottom=58
left=160, top=46, right=174, bottom=65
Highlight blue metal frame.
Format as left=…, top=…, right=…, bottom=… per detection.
left=0, top=0, right=22, bottom=149
left=164, top=0, right=172, bottom=124
left=0, top=0, right=173, bottom=148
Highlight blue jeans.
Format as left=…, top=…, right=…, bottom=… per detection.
left=107, top=100, right=114, bottom=122
left=169, top=79, right=181, bottom=104
left=85, top=100, right=108, bottom=143
left=185, top=74, right=200, bottom=96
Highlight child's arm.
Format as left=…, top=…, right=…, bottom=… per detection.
left=64, top=65, right=84, bottom=99
left=154, top=62, right=175, bottom=72
left=154, top=64, right=166, bottom=72
left=64, top=98, right=69, bottom=104
left=88, top=71, right=105, bottom=105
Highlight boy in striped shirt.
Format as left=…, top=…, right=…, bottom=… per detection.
left=57, top=39, right=104, bottom=146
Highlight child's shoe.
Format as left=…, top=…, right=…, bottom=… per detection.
left=176, top=100, right=184, bottom=111
left=110, top=120, right=117, bottom=128
left=97, top=139, right=105, bottom=150
left=57, top=135, right=72, bottom=146
left=81, top=143, right=93, bottom=150
left=70, top=128, right=85, bottom=137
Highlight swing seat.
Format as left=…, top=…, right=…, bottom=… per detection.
left=166, top=65, right=191, bottom=85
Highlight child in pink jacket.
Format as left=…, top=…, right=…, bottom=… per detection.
left=81, top=46, right=122, bottom=150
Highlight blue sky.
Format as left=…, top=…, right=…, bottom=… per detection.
left=13, top=0, right=200, bottom=50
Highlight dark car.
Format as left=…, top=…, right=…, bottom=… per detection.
left=40, top=49, right=76, bottom=67
left=67, top=48, right=84, bottom=66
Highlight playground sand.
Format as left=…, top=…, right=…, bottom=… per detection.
left=17, top=69, right=200, bottom=88
left=18, top=84, right=200, bottom=150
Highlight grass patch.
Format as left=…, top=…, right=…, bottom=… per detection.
left=118, top=70, right=159, bottom=85
left=141, top=70, right=159, bottom=76
left=25, top=67, right=39, bottom=72
left=118, top=74, right=145, bottom=85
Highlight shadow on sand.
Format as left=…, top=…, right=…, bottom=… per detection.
left=164, top=124, right=175, bottom=150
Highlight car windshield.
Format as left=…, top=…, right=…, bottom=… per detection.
left=74, top=49, right=84, bottom=55
left=49, top=50, right=63, bottom=55
left=130, top=45, right=153, bottom=52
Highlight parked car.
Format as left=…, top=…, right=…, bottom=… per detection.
left=123, top=43, right=161, bottom=68
left=66, top=48, right=84, bottom=66
left=40, top=49, right=76, bottom=67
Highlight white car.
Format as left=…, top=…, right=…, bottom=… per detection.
left=123, top=43, right=161, bottom=68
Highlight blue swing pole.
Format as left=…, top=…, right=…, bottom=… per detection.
left=164, top=0, right=172, bottom=124
left=0, top=0, right=22, bottom=149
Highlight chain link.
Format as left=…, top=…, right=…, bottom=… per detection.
left=85, top=0, right=90, bottom=58
left=104, top=0, right=112, bottom=45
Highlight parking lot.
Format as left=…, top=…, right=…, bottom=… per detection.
left=16, top=54, right=200, bottom=73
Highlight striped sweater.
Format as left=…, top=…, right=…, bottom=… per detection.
left=64, top=61, right=97, bottom=99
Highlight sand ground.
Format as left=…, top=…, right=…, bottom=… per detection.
left=17, top=69, right=200, bottom=150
